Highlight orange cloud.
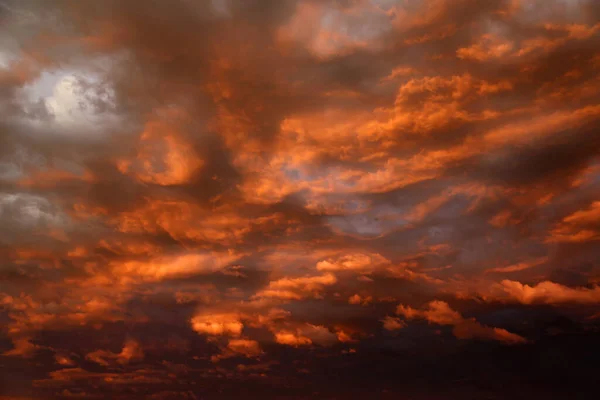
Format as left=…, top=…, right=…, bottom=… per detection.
left=336, top=330, right=356, bottom=343
left=117, top=110, right=202, bottom=186
left=17, top=165, right=96, bottom=189
left=54, top=354, right=76, bottom=367
left=212, top=338, right=263, bottom=362
left=3, top=0, right=600, bottom=394
left=385, top=74, right=511, bottom=134
left=110, top=251, right=241, bottom=283
left=497, top=280, right=600, bottom=305
left=227, top=339, right=262, bottom=356
left=486, top=257, right=549, bottom=274
left=114, top=199, right=263, bottom=245
left=277, top=1, right=391, bottom=59
left=457, top=34, right=514, bottom=61
left=273, top=324, right=337, bottom=347
left=381, top=316, right=406, bottom=331
left=547, top=201, right=600, bottom=243
left=459, top=22, right=600, bottom=62
left=489, top=210, right=521, bottom=228
left=348, top=294, right=372, bottom=306
left=190, top=313, right=244, bottom=337
left=3, top=337, right=38, bottom=358
left=316, top=253, right=390, bottom=273
left=274, top=331, right=312, bottom=347
left=397, top=301, right=526, bottom=344
left=255, top=273, right=337, bottom=301
left=2, top=290, right=130, bottom=359
left=87, top=339, right=143, bottom=366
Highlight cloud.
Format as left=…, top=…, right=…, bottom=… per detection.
left=254, top=273, right=337, bottom=300
left=190, top=313, right=244, bottom=337
left=117, top=113, right=203, bottom=186
left=54, top=354, right=76, bottom=367
left=381, top=316, right=406, bottom=331
left=298, top=324, right=338, bottom=346
left=547, top=201, right=600, bottom=243
left=278, top=1, right=392, bottom=59
left=486, top=257, right=550, bottom=274
left=397, top=301, right=526, bottom=344
left=0, top=192, right=69, bottom=244
left=348, top=294, right=372, bottom=305
left=497, top=280, right=600, bottom=304
left=226, top=338, right=262, bottom=357
left=211, top=338, right=263, bottom=362
left=274, top=330, right=312, bottom=347
left=316, top=253, right=390, bottom=273
left=86, top=339, right=144, bottom=366
left=273, top=324, right=337, bottom=347
left=1, top=0, right=600, bottom=396
left=336, top=329, right=356, bottom=342
left=111, top=251, right=242, bottom=283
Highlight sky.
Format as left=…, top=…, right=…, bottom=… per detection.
left=1, top=0, right=600, bottom=398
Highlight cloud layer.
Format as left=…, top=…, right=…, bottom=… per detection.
left=1, top=0, right=600, bottom=398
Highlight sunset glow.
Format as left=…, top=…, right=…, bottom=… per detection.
left=1, top=1, right=600, bottom=398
